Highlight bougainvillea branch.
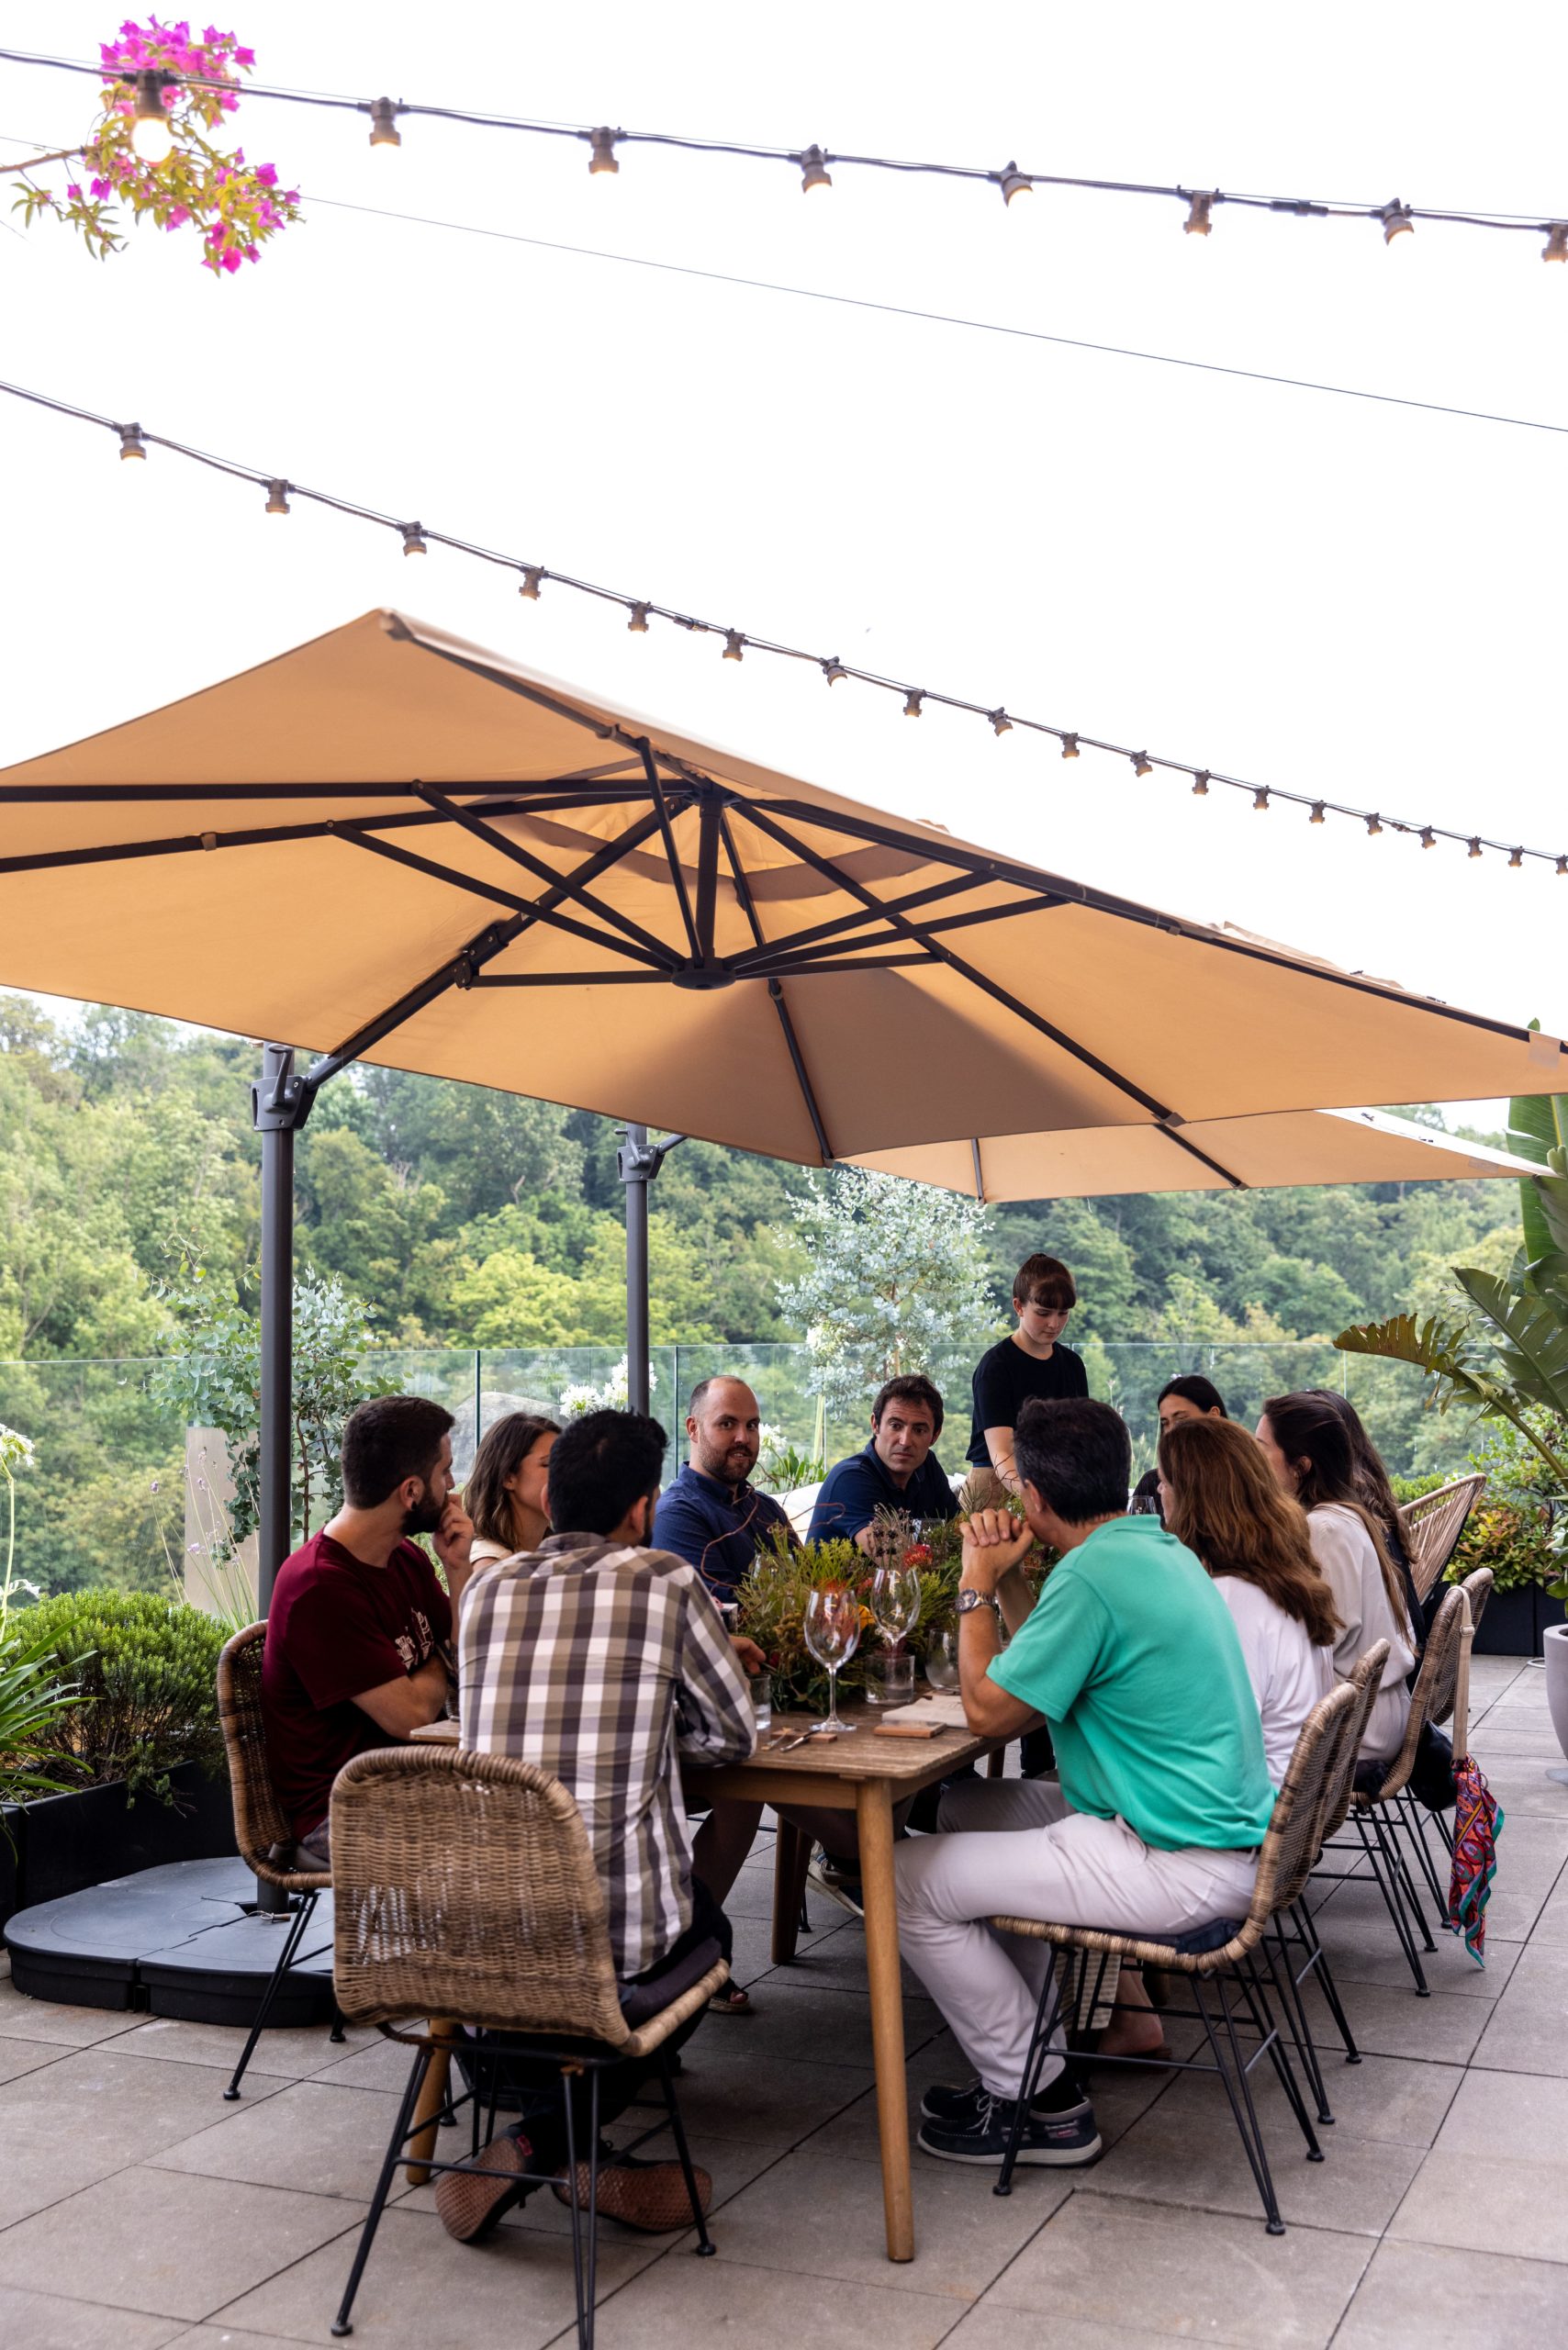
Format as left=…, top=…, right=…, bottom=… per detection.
left=6, top=19, right=299, bottom=272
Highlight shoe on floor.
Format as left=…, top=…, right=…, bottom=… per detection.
left=806, top=1854, right=864, bottom=1919
left=921, top=2067, right=1091, bottom=2126
left=552, top=2152, right=712, bottom=2232
left=434, top=2131, right=535, bottom=2242
left=917, top=2081, right=1101, bottom=2168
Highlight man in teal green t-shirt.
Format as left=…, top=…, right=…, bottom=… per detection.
left=896, top=1396, right=1275, bottom=2172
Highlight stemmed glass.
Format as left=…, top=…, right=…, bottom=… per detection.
left=870, top=1563, right=923, bottom=1648
left=924, top=1629, right=959, bottom=1691
left=804, top=1583, right=862, bottom=1735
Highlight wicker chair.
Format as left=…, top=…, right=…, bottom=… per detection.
left=1266, top=1639, right=1390, bottom=2109
left=1400, top=1475, right=1485, bottom=1606
left=216, top=1622, right=342, bottom=2100
left=327, top=1743, right=729, bottom=2350
left=988, top=1678, right=1358, bottom=2234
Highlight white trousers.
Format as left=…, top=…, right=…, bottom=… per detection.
left=893, top=1777, right=1260, bottom=2099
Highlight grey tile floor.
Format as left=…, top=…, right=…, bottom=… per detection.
left=2, top=1652, right=1563, bottom=2350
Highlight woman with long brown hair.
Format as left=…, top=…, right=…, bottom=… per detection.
left=464, top=1412, right=561, bottom=1572
left=1257, top=1392, right=1417, bottom=1762
left=1158, top=1416, right=1338, bottom=1785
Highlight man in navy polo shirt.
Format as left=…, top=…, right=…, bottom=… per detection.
left=653, top=1375, right=798, bottom=1602
left=808, top=1374, right=959, bottom=1550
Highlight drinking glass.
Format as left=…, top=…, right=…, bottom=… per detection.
left=750, top=1670, right=773, bottom=1737
left=870, top=1564, right=923, bottom=1648
left=803, top=1584, right=862, bottom=1734
left=924, top=1628, right=959, bottom=1691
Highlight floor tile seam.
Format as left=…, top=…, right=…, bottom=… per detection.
left=139, top=2148, right=391, bottom=2206
left=0, top=2143, right=153, bottom=2239
left=1067, top=2174, right=1397, bottom=2246
left=612, top=2225, right=984, bottom=2301
left=198, top=2201, right=375, bottom=2329
left=0, top=2277, right=191, bottom=2343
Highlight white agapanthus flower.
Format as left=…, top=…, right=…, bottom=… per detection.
left=0, top=1424, right=36, bottom=1476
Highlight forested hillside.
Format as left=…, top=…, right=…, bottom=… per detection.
left=0, top=993, right=1520, bottom=1362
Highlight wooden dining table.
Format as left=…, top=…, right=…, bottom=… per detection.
left=405, top=1703, right=995, bottom=2264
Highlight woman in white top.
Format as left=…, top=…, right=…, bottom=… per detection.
left=1158, top=1416, right=1339, bottom=1786
left=1256, top=1393, right=1417, bottom=1763
left=463, top=1413, right=560, bottom=1578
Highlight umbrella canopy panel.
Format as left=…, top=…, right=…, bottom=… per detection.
left=0, top=606, right=1560, bottom=1168
left=850, top=1105, right=1544, bottom=1202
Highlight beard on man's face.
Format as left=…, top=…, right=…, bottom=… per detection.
left=401, top=1481, right=445, bottom=1537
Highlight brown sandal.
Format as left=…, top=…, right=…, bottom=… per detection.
left=433, top=2131, right=534, bottom=2242
left=708, top=1984, right=752, bottom=2014
left=552, top=2154, right=711, bottom=2232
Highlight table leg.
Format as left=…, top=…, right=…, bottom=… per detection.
left=771, top=1818, right=811, bottom=1964
left=405, top=2019, right=457, bottom=2186
left=857, top=1777, right=913, bottom=2263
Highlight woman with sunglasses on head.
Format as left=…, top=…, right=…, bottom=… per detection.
left=1256, top=1391, right=1417, bottom=1762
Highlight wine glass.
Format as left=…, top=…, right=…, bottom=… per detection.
left=870, top=1563, right=922, bottom=1646
left=924, top=1628, right=959, bottom=1691
left=804, top=1584, right=862, bottom=1734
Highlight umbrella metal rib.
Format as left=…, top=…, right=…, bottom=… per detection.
left=718, top=804, right=834, bottom=1163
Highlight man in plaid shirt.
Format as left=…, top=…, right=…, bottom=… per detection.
left=439, top=1408, right=758, bottom=2244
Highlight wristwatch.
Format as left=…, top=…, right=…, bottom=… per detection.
left=956, top=1587, right=1001, bottom=1622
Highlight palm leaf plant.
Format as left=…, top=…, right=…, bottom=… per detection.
left=1335, top=1077, right=1568, bottom=1598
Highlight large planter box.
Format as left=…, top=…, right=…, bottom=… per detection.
left=1471, top=1583, right=1568, bottom=1660
left=2, top=1761, right=236, bottom=1927
left=0, top=1806, right=19, bottom=1932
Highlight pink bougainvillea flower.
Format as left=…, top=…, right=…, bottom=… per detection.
left=66, top=182, right=82, bottom=198
left=254, top=160, right=275, bottom=185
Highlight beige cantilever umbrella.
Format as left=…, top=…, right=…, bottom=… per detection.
left=848, top=1105, right=1544, bottom=1202
left=0, top=605, right=1560, bottom=1596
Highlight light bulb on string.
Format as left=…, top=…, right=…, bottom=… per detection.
left=627, top=602, right=650, bottom=633
left=1182, top=190, right=1215, bottom=238
left=1132, top=752, right=1153, bottom=778
left=118, top=422, right=146, bottom=461
left=1060, top=733, right=1080, bottom=760
left=1556, top=857, right=1567, bottom=877
left=1191, top=770, right=1209, bottom=795
left=1380, top=199, right=1415, bottom=246
left=822, top=656, right=847, bottom=686
left=1468, top=838, right=1483, bottom=857
left=1509, top=847, right=1525, bottom=867
left=799, top=145, right=832, bottom=194
left=903, top=689, right=924, bottom=718
left=518, top=566, right=543, bottom=600
left=400, top=522, right=427, bottom=556
left=367, top=97, right=401, bottom=150
left=990, top=709, right=1013, bottom=735
left=1309, top=802, right=1326, bottom=824
left=1545, top=224, right=1568, bottom=263
left=1252, top=787, right=1271, bottom=811
left=588, top=128, right=619, bottom=177
left=130, top=72, right=175, bottom=165
left=722, top=631, right=745, bottom=662
left=264, top=480, right=289, bottom=516
left=996, top=162, right=1031, bottom=207
left=1419, top=827, right=1437, bottom=848
left=1366, top=813, right=1383, bottom=836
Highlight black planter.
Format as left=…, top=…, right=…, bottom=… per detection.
left=10, top=1760, right=236, bottom=1917
left=0, top=1805, right=19, bottom=1933
left=1471, top=1583, right=1568, bottom=1660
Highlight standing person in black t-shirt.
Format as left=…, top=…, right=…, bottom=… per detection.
left=965, top=1254, right=1089, bottom=1506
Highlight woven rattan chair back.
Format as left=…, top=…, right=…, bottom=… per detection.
left=1312, top=1639, right=1391, bottom=1849
left=1432, top=1569, right=1494, bottom=1724
left=1400, top=1474, right=1485, bottom=1605
left=217, top=1622, right=329, bottom=1896
left=1361, top=1583, right=1464, bottom=1801
left=330, top=1743, right=633, bottom=2046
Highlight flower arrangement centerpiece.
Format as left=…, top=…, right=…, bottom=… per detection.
left=735, top=1508, right=971, bottom=1714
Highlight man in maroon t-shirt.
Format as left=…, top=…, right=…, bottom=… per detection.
left=262, top=1393, right=476, bottom=1862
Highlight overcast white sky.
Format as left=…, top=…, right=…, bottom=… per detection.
left=1, top=3, right=1561, bottom=1131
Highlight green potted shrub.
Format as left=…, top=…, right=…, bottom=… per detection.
left=3, top=1590, right=234, bottom=1915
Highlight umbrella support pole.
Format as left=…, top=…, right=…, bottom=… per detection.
left=618, top=1124, right=686, bottom=1416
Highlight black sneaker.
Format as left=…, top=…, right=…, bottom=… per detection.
left=921, top=2069, right=1090, bottom=2126
left=917, top=2081, right=1101, bottom=2167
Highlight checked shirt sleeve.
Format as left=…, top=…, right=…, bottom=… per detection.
left=672, top=1571, right=757, bottom=1764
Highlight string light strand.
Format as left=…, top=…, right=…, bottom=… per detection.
left=0, top=42, right=1565, bottom=252
left=2, top=371, right=1561, bottom=876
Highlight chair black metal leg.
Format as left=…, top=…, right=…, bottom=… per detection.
left=1396, top=1791, right=1450, bottom=1927
left=1355, top=1813, right=1429, bottom=1996
left=995, top=1964, right=1066, bottom=2199
left=225, top=1890, right=317, bottom=2099
left=1253, top=1943, right=1329, bottom=2145
left=1197, top=1975, right=1283, bottom=2235
left=562, top=2067, right=590, bottom=2350
left=330, top=2003, right=347, bottom=2045
left=584, top=2071, right=601, bottom=2345
left=332, top=2043, right=431, bottom=2337
left=1376, top=1806, right=1436, bottom=1953
left=657, top=2048, right=715, bottom=2255
left=1291, top=1901, right=1361, bottom=2065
